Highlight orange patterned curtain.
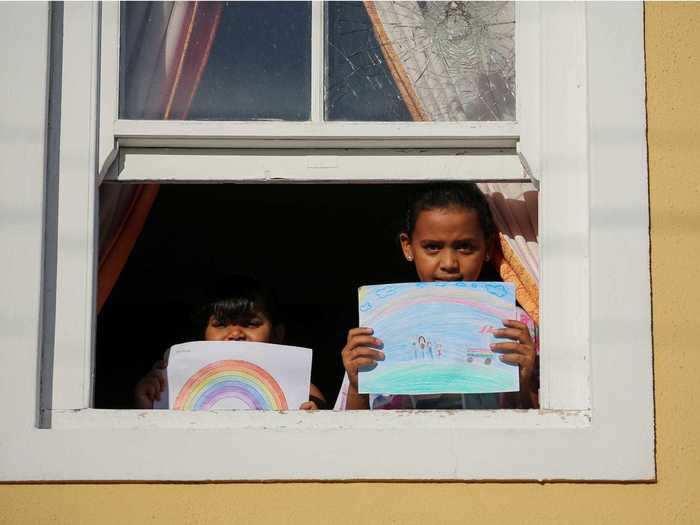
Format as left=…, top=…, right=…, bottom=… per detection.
left=98, top=1, right=223, bottom=312
left=477, top=182, right=539, bottom=324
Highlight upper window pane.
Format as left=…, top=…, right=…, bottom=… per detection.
left=119, top=1, right=311, bottom=121
left=325, top=1, right=515, bottom=122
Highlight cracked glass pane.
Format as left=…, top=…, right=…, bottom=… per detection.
left=325, top=1, right=515, bottom=122
left=119, top=1, right=311, bottom=121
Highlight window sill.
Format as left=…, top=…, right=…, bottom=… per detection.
left=47, top=407, right=591, bottom=430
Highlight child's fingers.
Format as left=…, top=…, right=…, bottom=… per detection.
left=299, top=401, right=317, bottom=410
left=498, top=354, right=536, bottom=386
left=343, top=349, right=384, bottom=374
left=348, top=335, right=383, bottom=351
left=342, top=339, right=383, bottom=369
left=498, top=353, right=524, bottom=366
left=502, top=319, right=528, bottom=331
left=145, top=381, right=158, bottom=399
left=490, top=342, right=529, bottom=355
left=351, top=347, right=385, bottom=361
left=347, top=327, right=373, bottom=341
left=493, top=327, right=531, bottom=343
left=352, top=357, right=381, bottom=370
left=341, top=330, right=382, bottom=388
left=135, top=384, right=155, bottom=409
left=145, top=370, right=165, bottom=394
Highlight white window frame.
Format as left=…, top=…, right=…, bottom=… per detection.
left=0, top=1, right=654, bottom=481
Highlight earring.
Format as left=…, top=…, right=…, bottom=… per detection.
left=407, top=255, right=413, bottom=261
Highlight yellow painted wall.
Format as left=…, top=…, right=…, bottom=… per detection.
left=2, top=4, right=700, bottom=524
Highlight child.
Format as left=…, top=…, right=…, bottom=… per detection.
left=134, top=275, right=325, bottom=410
left=339, top=182, right=538, bottom=410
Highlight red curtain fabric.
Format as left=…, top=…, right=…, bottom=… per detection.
left=97, top=2, right=223, bottom=312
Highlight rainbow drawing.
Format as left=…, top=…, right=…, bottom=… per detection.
left=359, top=285, right=513, bottom=327
left=358, top=282, right=519, bottom=395
left=173, top=359, right=288, bottom=410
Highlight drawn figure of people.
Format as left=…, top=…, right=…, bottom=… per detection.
left=427, top=341, right=434, bottom=360
left=417, top=336, right=427, bottom=360
left=436, top=344, right=443, bottom=358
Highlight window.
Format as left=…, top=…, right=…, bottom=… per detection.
left=1, top=1, right=654, bottom=481
left=119, top=2, right=312, bottom=121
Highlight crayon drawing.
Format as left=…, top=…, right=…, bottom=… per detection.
left=174, top=359, right=288, bottom=410
left=167, top=341, right=312, bottom=410
left=358, top=282, right=519, bottom=395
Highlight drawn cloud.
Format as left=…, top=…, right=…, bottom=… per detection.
left=485, top=284, right=508, bottom=298
left=375, top=285, right=398, bottom=298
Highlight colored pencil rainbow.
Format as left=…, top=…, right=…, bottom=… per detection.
left=173, top=359, right=288, bottom=410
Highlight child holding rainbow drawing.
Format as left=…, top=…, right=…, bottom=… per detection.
left=338, top=182, right=538, bottom=410
left=134, top=275, right=325, bottom=410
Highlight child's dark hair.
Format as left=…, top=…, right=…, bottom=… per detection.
left=403, top=182, right=496, bottom=240
left=192, top=274, right=281, bottom=337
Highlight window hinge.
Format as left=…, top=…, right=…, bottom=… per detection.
left=97, top=142, right=119, bottom=186
left=516, top=144, right=539, bottom=190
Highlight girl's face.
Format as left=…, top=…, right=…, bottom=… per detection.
left=400, top=207, right=490, bottom=282
left=204, top=310, right=274, bottom=343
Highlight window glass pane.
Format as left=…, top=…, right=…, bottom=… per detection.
left=119, top=1, right=311, bottom=121
left=325, top=1, right=515, bottom=122
left=325, top=2, right=412, bottom=122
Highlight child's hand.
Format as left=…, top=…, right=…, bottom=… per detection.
left=299, top=401, right=318, bottom=410
left=490, top=320, right=538, bottom=406
left=134, top=360, right=166, bottom=409
left=341, top=327, right=384, bottom=391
